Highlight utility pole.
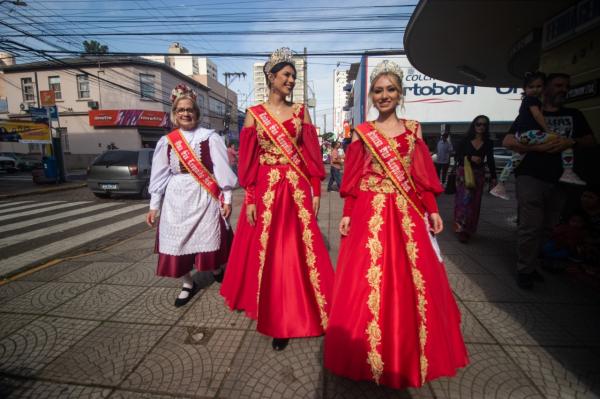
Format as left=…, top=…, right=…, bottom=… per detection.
left=223, top=72, right=246, bottom=138
left=303, top=47, right=308, bottom=106
left=323, top=114, right=327, bottom=134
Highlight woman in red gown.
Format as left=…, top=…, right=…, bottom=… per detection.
left=324, top=60, right=468, bottom=389
left=221, top=48, right=334, bottom=351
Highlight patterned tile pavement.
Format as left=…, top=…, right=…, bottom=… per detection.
left=0, top=190, right=599, bottom=398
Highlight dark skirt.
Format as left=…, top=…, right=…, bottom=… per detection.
left=155, top=217, right=233, bottom=278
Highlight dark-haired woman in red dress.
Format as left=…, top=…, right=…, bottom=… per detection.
left=324, top=60, right=468, bottom=389
left=221, top=48, right=334, bottom=351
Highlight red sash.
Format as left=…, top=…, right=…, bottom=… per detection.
left=248, top=104, right=310, bottom=184
left=355, top=121, right=425, bottom=218
left=166, top=129, right=221, bottom=201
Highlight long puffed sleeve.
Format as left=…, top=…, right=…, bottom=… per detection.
left=148, top=136, right=171, bottom=210
left=208, top=133, right=238, bottom=205
left=340, top=140, right=370, bottom=217
left=299, top=123, right=326, bottom=196
left=238, top=126, right=260, bottom=204
left=411, top=138, right=443, bottom=214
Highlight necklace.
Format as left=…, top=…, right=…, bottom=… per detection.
left=266, top=101, right=285, bottom=116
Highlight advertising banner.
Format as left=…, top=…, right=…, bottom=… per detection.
left=0, top=120, right=51, bottom=143
left=360, top=55, right=521, bottom=124
left=89, top=109, right=172, bottom=128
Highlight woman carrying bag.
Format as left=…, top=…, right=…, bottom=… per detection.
left=453, top=115, right=497, bottom=243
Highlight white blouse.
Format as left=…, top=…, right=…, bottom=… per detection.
left=148, top=127, right=237, bottom=210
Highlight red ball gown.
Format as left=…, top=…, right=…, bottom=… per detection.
left=221, top=103, right=334, bottom=339
left=324, top=120, right=468, bottom=389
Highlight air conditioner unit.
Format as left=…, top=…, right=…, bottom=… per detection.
left=87, top=101, right=99, bottom=109
left=19, top=103, right=28, bottom=111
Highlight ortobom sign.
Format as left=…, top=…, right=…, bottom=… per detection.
left=355, top=55, right=521, bottom=124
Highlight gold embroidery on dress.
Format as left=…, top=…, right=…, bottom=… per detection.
left=360, top=175, right=396, bottom=194
left=365, top=193, right=386, bottom=384
left=395, top=194, right=429, bottom=384
left=256, top=169, right=281, bottom=312
left=256, top=107, right=302, bottom=166
left=285, top=169, right=328, bottom=330
left=292, top=103, right=303, bottom=133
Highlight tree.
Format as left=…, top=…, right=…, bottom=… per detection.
left=83, top=40, right=108, bottom=54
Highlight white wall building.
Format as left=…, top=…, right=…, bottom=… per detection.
left=253, top=56, right=306, bottom=104
left=333, top=68, right=348, bottom=138
left=0, top=57, right=211, bottom=167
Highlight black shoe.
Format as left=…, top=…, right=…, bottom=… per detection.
left=531, top=270, right=545, bottom=282
left=272, top=338, right=289, bottom=351
left=174, top=283, right=198, bottom=307
left=213, top=268, right=225, bottom=283
left=457, top=232, right=469, bottom=244
left=517, top=273, right=534, bottom=290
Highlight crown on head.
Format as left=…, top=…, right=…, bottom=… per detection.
left=170, top=84, right=197, bottom=103
left=370, top=60, right=404, bottom=83
left=263, top=47, right=295, bottom=75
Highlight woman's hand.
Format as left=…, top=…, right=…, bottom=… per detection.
left=146, top=209, right=158, bottom=227
left=246, top=203, right=257, bottom=227
left=221, top=203, right=232, bottom=220
left=471, top=155, right=482, bottom=164
left=312, top=196, right=320, bottom=216
left=429, top=213, right=444, bottom=234
left=339, top=216, right=351, bottom=236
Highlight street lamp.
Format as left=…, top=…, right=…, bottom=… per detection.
left=0, top=0, right=28, bottom=6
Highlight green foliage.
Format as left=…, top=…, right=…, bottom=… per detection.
left=83, top=40, right=108, bottom=54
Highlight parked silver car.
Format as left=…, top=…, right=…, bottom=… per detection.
left=0, top=152, right=42, bottom=171
left=493, top=147, right=512, bottom=170
left=87, top=149, right=154, bottom=198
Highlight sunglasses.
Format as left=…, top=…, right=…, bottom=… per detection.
left=475, top=122, right=488, bottom=127
left=176, top=108, right=195, bottom=114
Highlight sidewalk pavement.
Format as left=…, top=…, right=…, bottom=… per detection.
left=0, top=183, right=599, bottom=398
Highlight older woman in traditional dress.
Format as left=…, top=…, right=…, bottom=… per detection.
left=147, top=84, right=237, bottom=307
left=221, top=48, right=334, bottom=351
left=324, top=61, right=468, bottom=389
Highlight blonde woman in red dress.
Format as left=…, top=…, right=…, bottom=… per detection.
left=221, top=48, right=334, bottom=351
left=324, top=60, right=468, bottom=389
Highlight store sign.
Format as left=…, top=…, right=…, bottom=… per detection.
left=362, top=55, right=521, bottom=123
left=0, top=120, right=51, bottom=143
left=89, top=109, right=172, bottom=128
left=543, top=0, right=600, bottom=49
left=567, top=80, right=598, bottom=102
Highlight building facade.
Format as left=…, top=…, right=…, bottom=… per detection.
left=144, top=43, right=238, bottom=137
left=253, top=55, right=306, bottom=104
left=333, top=68, right=348, bottom=139
left=0, top=57, right=211, bottom=168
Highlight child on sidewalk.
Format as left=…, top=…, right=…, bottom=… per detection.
left=491, top=72, right=585, bottom=200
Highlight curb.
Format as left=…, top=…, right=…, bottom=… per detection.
left=0, top=182, right=87, bottom=199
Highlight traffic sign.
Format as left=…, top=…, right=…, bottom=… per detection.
left=40, top=90, right=56, bottom=107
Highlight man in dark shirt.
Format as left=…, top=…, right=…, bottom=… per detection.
left=503, top=73, right=596, bottom=289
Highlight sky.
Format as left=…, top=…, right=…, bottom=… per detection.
left=0, top=0, right=416, bottom=132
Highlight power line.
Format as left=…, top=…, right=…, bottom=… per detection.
left=3, top=27, right=406, bottom=38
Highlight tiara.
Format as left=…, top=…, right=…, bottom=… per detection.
left=170, top=84, right=197, bottom=103
left=263, top=47, right=295, bottom=75
left=370, top=60, right=404, bottom=83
